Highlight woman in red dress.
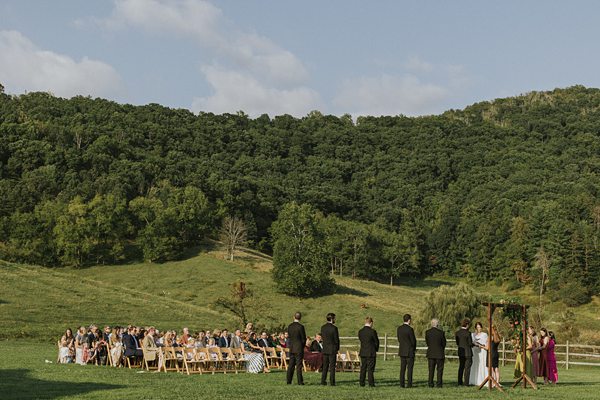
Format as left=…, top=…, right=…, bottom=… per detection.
left=546, top=331, right=559, bottom=384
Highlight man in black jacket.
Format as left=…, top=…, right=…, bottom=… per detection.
left=455, top=318, right=473, bottom=386
left=286, top=312, right=307, bottom=385
left=358, top=316, right=379, bottom=387
left=320, top=313, right=340, bottom=386
left=123, top=326, right=143, bottom=358
left=397, top=313, right=417, bottom=387
left=425, top=318, right=446, bottom=388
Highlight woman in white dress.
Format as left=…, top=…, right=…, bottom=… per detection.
left=470, top=322, right=489, bottom=386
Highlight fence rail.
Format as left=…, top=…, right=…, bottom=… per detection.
left=339, top=336, right=600, bottom=369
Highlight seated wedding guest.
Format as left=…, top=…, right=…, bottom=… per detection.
left=162, top=331, right=175, bottom=347
left=87, top=325, right=106, bottom=364
left=258, top=332, right=271, bottom=348
left=180, top=327, right=191, bottom=345
left=102, top=326, right=111, bottom=341
left=59, top=328, right=75, bottom=363
left=142, top=327, right=161, bottom=370
left=284, top=331, right=290, bottom=348
left=242, top=333, right=269, bottom=373
left=219, top=329, right=231, bottom=348
left=278, top=332, right=287, bottom=348
left=207, top=337, right=218, bottom=349
left=123, top=326, right=143, bottom=359
left=195, top=331, right=207, bottom=348
left=246, top=332, right=263, bottom=353
left=109, top=327, right=123, bottom=367
left=231, top=329, right=243, bottom=349
left=245, top=323, right=254, bottom=334
left=310, top=333, right=324, bottom=352
left=304, top=336, right=323, bottom=372
left=213, top=329, right=222, bottom=343
left=74, top=326, right=87, bottom=365
left=205, top=330, right=212, bottom=344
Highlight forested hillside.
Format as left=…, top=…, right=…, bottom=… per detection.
left=1, top=84, right=599, bottom=305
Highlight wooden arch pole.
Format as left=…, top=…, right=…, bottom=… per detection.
left=511, top=304, right=537, bottom=390
left=478, top=302, right=503, bottom=392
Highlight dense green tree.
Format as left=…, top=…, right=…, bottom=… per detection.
left=271, top=202, right=334, bottom=297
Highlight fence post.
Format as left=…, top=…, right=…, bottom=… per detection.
left=502, top=338, right=506, bottom=367
left=384, top=333, right=388, bottom=361
left=566, top=341, right=569, bottom=370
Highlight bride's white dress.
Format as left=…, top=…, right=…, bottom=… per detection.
left=470, top=332, right=489, bottom=386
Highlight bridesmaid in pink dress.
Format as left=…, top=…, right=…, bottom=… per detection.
left=546, top=331, right=558, bottom=384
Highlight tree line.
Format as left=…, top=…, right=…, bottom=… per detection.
left=0, top=84, right=599, bottom=304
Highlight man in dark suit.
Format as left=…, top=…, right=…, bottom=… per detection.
left=358, top=316, right=379, bottom=387
left=397, top=313, right=417, bottom=387
left=309, top=333, right=323, bottom=352
left=258, top=332, right=270, bottom=348
left=218, top=329, right=231, bottom=348
left=320, top=313, right=340, bottom=386
left=455, top=318, right=473, bottom=386
left=286, top=312, right=307, bottom=385
left=425, top=318, right=446, bottom=388
left=123, top=326, right=143, bottom=358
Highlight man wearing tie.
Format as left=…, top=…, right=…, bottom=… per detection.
left=358, top=316, right=379, bottom=387
left=320, top=313, right=340, bottom=386
left=397, top=314, right=417, bottom=388
left=231, top=329, right=243, bottom=349
left=425, top=318, right=446, bottom=388
left=286, top=312, right=307, bottom=385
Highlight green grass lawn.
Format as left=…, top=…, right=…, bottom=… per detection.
left=0, top=341, right=597, bottom=400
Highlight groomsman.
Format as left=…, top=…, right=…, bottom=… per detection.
left=397, top=314, right=417, bottom=388
left=286, top=312, right=307, bottom=385
left=455, top=318, right=473, bottom=386
left=425, top=318, right=446, bottom=388
left=358, top=316, right=379, bottom=387
left=320, top=313, right=340, bottom=386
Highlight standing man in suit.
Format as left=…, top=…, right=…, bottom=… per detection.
left=426, top=318, right=446, bottom=388
left=397, top=313, right=417, bottom=388
left=456, top=318, right=473, bottom=386
left=358, top=316, right=379, bottom=387
left=286, top=312, right=307, bottom=385
left=320, top=313, right=340, bottom=386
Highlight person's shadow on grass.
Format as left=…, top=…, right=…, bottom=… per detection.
left=0, top=369, right=123, bottom=399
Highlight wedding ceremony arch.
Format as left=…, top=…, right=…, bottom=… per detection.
left=479, top=301, right=537, bottom=392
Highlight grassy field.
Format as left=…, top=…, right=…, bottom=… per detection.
left=1, top=247, right=599, bottom=343
left=0, top=341, right=597, bottom=400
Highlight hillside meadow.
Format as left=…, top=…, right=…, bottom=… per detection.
left=1, top=247, right=598, bottom=342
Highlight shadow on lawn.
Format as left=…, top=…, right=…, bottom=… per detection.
left=0, top=369, right=123, bottom=399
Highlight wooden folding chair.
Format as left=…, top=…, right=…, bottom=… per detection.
left=349, top=351, right=361, bottom=372
left=125, top=353, right=142, bottom=369
left=181, top=347, right=204, bottom=375
left=280, top=347, right=290, bottom=369
left=262, top=347, right=281, bottom=369
left=162, top=347, right=180, bottom=373
left=105, top=341, right=114, bottom=367
left=206, top=347, right=226, bottom=374
left=231, top=348, right=247, bottom=373
left=220, top=347, right=239, bottom=374
left=142, top=347, right=160, bottom=371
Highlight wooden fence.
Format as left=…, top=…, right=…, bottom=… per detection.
left=340, top=336, right=600, bottom=369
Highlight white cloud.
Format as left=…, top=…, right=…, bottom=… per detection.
left=0, top=30, right=122, bottom=98
left=404, top=56, right=434, bottom=73
left=333, top=74, right=448, bottom=117
left=99, top=0, right=316, bottom=115
left=191, top=65, right=321, bottom=116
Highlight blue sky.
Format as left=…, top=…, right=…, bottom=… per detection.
left=1, top=0, right=600, bottom=117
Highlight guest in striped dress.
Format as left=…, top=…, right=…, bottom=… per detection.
left=243, top=333, right=269, bottom=373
